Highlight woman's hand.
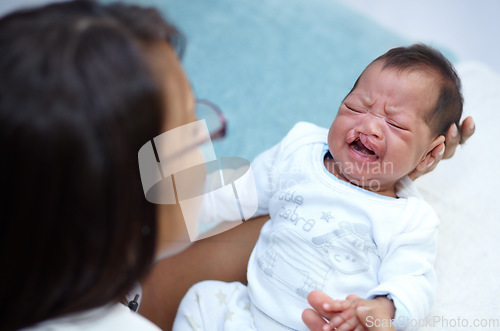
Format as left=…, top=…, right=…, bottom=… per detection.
left=409, top=116, right=475, bottom=180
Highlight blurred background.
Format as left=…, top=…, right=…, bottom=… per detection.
left=337, top=0, right=500, bottom=74
left=2, top=0, right=499, bottom=73
left=2, top=0, right=499, bottom=161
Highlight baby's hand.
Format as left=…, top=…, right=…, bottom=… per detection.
left=302, top=292, right=395, bottom=331
left=324, top=295, right=395, bottom=331
left=303, top=291, right=353, bottom=331
left=323, top=294, right=362, bottom=331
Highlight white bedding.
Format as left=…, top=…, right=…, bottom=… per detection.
left=415, top=61, right=500, bottom=330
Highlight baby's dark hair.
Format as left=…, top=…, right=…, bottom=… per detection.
left=377, top=44, right=463, bottom=138
left=353, top=44, right=463, bottom=139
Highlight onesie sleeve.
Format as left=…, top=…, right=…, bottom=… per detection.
left=367, top=198, right=439, bottom=330
left=196, top=141, right=282, bottom=224
left=249, top=140, right=283, bottom=216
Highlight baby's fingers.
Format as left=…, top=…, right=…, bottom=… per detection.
left=308, top=291, right=349, bottom=315
left=328, top=307, right=355, bottom=330
left=335, top=314, right=359, bottom=331
left=302, top=308, right=329, bottom=331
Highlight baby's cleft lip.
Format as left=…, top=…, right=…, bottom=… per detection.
left=359, top=133, right=381, bottom=158
left=346, top=132, right=382, bottom=160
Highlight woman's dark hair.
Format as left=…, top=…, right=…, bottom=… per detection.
left=350, top=44, right=463, bottom=139
left=0, top=1, right=184, bottom=329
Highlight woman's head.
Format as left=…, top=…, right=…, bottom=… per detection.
left=0, top=0, right=186, bottom=329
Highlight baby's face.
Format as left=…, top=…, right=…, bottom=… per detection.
left=327, top=61, right=440, bottom=195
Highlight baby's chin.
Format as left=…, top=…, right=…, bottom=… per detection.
left=326, top=153, right=399, bottom=193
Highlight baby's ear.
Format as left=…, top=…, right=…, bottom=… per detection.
left=415, top=135, right=446, bottom=173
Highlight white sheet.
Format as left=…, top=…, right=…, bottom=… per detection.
left=415, top=62, right=500, bottom=330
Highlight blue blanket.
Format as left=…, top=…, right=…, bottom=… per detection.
left=113, top=0, right=407, bottom=160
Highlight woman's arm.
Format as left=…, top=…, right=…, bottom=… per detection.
left=139, top=215, right=268, bottom=330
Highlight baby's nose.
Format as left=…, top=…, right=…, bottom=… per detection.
left=361, top=114, right=384, bottom=139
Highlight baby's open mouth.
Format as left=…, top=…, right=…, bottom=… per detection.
left=350, top=138, right=378, bottom=159
left=352, top=138, right=374, bottom=154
